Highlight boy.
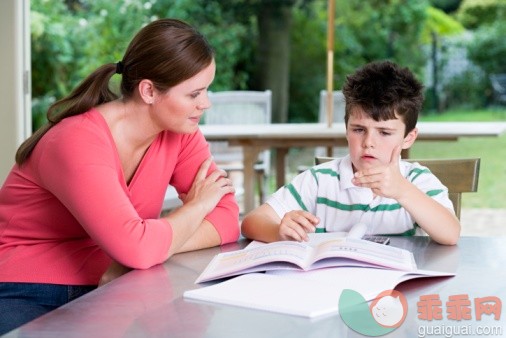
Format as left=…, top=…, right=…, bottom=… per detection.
left=241, top=61, right=460, bottom=245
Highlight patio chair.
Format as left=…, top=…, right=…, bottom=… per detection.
left=297, top=90, right=346, bottom=174
left=319, top=90, right=346, bottom=125
left=162, top=90, right=272, bottom=211
left=205, top=90, right=272, bottom=204
left=317, top=90, right=346, bottom=157
left=315, top=157, right=481, bottom=220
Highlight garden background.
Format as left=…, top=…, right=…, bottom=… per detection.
left=30, top=0, right=506, bottom=229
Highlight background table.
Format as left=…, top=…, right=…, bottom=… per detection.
left=5, top=236, right=505, bottom=337
left=201, top=121, right=506, bottom=212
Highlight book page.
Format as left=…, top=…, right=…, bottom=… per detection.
left=244, top=232, right=347, bottom=250
left=310, top=237, right=416, bottom=271
left=197, top=235, right=416, bottom=283
left=196, top=241, right=314, bottom=283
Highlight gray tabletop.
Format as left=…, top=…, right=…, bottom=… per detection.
left=4, top=236, right=506, bottom=337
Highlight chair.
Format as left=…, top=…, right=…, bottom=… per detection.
left=205, top=90, right=272, bottom=204
left=319, top=90, right=346, bottom=124
left=314, top=157, right=481, bottom=220
left=317, top=90, right=346, bottom=158
left=162, top=91, right=272, bottom=211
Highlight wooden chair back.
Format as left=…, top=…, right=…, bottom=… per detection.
left=314, top=157, right=481, bottom=219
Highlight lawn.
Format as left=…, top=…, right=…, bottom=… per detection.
left=412, top=108, right=506, bottom=209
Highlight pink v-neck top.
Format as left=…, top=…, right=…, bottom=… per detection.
left=0, top=109, right=240, bottom=285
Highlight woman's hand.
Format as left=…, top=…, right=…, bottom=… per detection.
left=178, top=158, right=235, bottom=215
left=278, top=210, right=319, bottom=242
left=98, top=261, right=132, bottom=286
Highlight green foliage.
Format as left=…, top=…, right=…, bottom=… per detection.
left=30, top=0, right=504, bottom=128
left=441, top=70, right=490, bottom=109
left=287, top=0, right=432, bottom=122
left=413, top=109, right=506, bottom=209
left=429, top=0, right=463, bottom=13
left=467, top=20, right=506, bottom=74
left=422, top=6, right=464, bottom=43
left=339, top=0, right=429, bottom=77
left=153, top=0, right=253, bottom=90
left=72, top=1, right=154, bottom=85
left=289, top=2, right=326, bottom=122
left=30, top=0, right=253, bottom=130
left=419, top=107, right=506, bottom=121
left=457, top=0, right=506, bottom=29
left=30, top=0, right=85, bottom=130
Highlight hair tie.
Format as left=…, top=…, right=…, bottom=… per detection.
left=115, top=61, right=124, bottom=75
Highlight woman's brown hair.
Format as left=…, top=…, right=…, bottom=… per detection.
left=16, top=18, right=214, bottom=165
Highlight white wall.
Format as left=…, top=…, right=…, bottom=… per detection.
left=0, top=0, right=31, bottom=184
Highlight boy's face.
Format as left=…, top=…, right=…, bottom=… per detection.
left=346, top=108, right=417, bottom=172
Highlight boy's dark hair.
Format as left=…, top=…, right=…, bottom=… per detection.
left=342, top=60, right=424, bottom=135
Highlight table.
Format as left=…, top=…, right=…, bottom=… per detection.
left=5, top=236, right=505, bottom=337
left=201, top=121, right=506, bottom=213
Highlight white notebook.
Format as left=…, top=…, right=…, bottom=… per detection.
left=184, top=266, right=454, bottom=319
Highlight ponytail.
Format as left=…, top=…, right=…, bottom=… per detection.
left=15, top=63, right=119, bottom=165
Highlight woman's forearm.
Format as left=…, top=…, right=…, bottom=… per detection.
left=175, top=219, right=221, bottom=253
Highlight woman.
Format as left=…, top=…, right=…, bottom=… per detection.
left=0, top=18, right=239, bottom=333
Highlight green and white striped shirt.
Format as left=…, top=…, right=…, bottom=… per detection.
left=266, top=155, right=454, bottom=236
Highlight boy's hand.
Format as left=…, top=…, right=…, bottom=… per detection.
left=278, top=210, right=319, bottom=242
left=352, top=146, right=407, bottom=199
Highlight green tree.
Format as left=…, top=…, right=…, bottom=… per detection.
left=31, top=0, right=436, bottom=127
left=422, top=6, right=465, bottom=112
left=289, top=2, right=326, bottom=122
left=202, top=0, right=309, bottom=123
left=289, top=0, right=432, bottom=122
left=429, top=0, right=463, bottom=13
left=31, top=1, right=84, bottom=130
left=152, top=0, right=252, bottom=91
left=467, top=20, right=506, bottom=74
left=30, top=0, right=251, bottom=129
left=457, top=0, right=506, bottom=29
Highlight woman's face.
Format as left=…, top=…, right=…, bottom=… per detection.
left=151, top=60, right=216, bottom=134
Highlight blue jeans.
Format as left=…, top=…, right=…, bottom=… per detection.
left=0, top=282, right=96, bottom=335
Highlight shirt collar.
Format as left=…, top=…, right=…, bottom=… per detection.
left=339, top=155, right=356, bottom=190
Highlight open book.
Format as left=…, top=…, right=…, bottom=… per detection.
left=195, top=235, right=416, bottom=284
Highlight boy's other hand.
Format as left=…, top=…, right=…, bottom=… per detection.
left=352, top=146, right=407, bottom=199
left=279, top=210, right=319, bottom=242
